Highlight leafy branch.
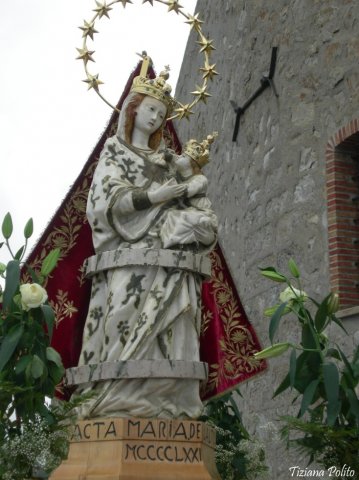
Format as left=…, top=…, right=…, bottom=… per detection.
left=255, top=259, right=359, bottom=476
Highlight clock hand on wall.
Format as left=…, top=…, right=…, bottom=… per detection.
left=231, top=47, right=279, bottom=142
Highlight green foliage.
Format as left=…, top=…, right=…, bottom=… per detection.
left=280, top=416, right=359, bottom=477
left=0, top=213, right=69, bottom=478
left=258, top=260, right=359, bottom=475
left=201, top=391, right=268, bottom=480
left=40, top=248, right=61, bottom=280
left=0, top=394, right=91, bottom=480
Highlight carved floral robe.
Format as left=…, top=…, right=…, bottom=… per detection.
left=76, top=135, right=217, bottom=419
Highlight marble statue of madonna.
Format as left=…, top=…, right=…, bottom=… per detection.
left=75, top=71, right=218, bottom=419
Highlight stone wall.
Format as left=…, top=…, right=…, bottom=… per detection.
left=175, top=1, right=359, bottom=477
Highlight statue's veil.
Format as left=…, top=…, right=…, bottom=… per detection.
left=116, top=92, right=135, bottom=140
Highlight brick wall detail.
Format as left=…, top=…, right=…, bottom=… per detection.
left=326, top=119, right=359, bottom=308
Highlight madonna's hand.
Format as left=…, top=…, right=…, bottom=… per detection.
left=148, top=181, right=186, bottom=204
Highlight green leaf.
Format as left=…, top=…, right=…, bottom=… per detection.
left=292, top=350, right=321, bottom=393
left=273, top=372, right=290, bottom=397
left=1, top=213, right=13, bottom=240
left=42, top=304, right=55, bottom=340
left=24, top=218, right=34, bottom=239
left=269, top=302, right=288, bottom=344
left=326, top=348, right=341, bottom=361
left=15, top=354, right=32, bottom=375
left=41, top=377, right=56, bottom=397
left=14, top=246, right=25, bottom=261
left=337, top=346, right=356, bottom=388
left=346, top=388, right=359, bottom=425
left=41, top=248, right=61, bottom=277
left=314, top=294, right=330, bottom=333
left=30, top=355, right=45, bottom=379
left=2, top=260, right=20, bottom=309
left=24, top=264, right=41, bottom=284
left=323, top=362, right=340, bottom=426
left=46, top=347, right=63, bottom=367
left=48, top=363, right=65, bottom=385
left=300, top=379, right=319, bottom=417
left=0, top=324, right=24, bottom=372
left=288, top=258, right=300, bottom=278
left=331, top=314, right=348, bottom=335
left=289, top=348, right=297, bottom=388
left=301, top=324, right=317, bottom=350
left=228, top=393, right=243, bottom=422
left=259, top=267, right=287, bottom=283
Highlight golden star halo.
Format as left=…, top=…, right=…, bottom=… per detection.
left=76, top=47, right=95, bottom=64
left=175, top=103, right=194, bottom=120
left=191, top=84, right=211, bottom=103
left=78, top=0, right=218, bottom=120
left=167, top=0, right=183, bottom=14
left=200, top=61, right=219, bottom=81
left=83, top=73, right=104, bottom=91
left=93, top=1, right=113, bottom=18
left=185, top=13, right=204, bottom=31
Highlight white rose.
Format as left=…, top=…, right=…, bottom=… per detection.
left=20, top=283, right=48, bottom=311
left=279, top=286, right=307, bottom=303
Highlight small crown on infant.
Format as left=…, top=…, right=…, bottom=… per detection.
left=183, top=132, right=218, bottom=168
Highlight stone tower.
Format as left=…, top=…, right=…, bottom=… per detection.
left=175, top=1, right=359, bottom=477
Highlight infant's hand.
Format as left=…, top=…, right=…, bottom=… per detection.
left=198, top=216, right=211, bottom=228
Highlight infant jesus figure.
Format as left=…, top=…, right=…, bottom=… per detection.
left=160, top=133, right=218, bottom=251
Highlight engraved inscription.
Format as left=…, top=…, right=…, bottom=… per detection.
left=69, top=418, right=216, bottom=449
left=71, top=420, right=117, bottom=442
left=127, top=419, right=202, bottom=442
left=124, top=443, right=202, bottom=463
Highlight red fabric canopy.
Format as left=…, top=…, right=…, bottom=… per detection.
left=23, top=62, right=266, bottom=401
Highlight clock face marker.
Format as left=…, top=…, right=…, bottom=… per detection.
left=232, top=47, right=279, bottom=142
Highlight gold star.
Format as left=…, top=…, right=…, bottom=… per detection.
left=197, top=35, right=216, bottom=54
left=83, top=74, right=104, bottom=91
left=174, top=103, right=194, bottom=120
left=119, top=0, right=133, bottom=7
left=79, top=20, right=98, bottom=40
left=185, top=13, right=204, bottom=31
left=93, top=1, right=113, bottom=18
left=76, top=47, right=95, bottom=64
left=167, top=1, right=183, bottom=14
left=191, top=84, right=211, bottom=103
left=200, top=61, right=219, bottom=81
left=142, top=0, right=154, bottom=4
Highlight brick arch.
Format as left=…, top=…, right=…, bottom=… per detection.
left=326, top=118, right=359, bottom=309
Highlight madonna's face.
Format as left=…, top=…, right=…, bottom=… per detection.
left=134, top=96, right=167, bottom=136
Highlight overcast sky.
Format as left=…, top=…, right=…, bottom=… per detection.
left=0, top=0, right=195, bottom=263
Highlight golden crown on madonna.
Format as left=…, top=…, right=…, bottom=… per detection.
left=130, top=54, right=177, bottom=115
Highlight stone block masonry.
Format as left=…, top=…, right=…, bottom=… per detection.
left=175, top=0, right=359, bottom=477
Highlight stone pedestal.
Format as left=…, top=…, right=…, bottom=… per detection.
left=50, top=417, right=220, bottom=479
